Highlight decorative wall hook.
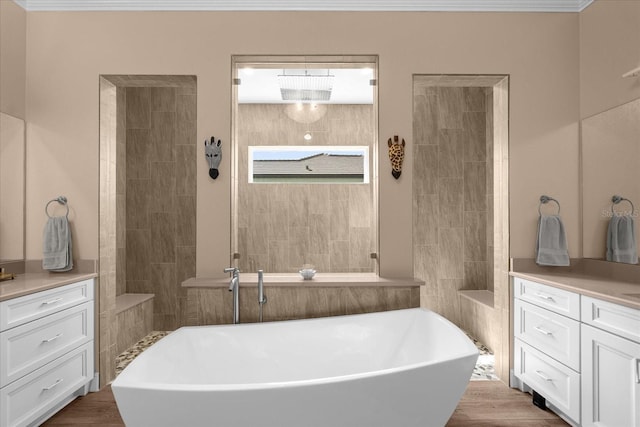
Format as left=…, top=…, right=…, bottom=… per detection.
left=205, top=136, right=222, bottom=179
left=388, top=135, right=405, bottom=179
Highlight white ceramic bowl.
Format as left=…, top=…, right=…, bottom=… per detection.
left=299, top=268, right=316, bottom=280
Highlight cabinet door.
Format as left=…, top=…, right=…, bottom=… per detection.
left=582, top=323, right=640, bottom=427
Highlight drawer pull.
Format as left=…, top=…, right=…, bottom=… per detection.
left=535, top=293, right=555, bottom=302
left=42, top=378, right=63, bottom=391
left=42, top=333, right=63, bottom=343
left=636, top=359, right=640, bottom=384
left=42, top=297, right=63, bottom=306
left=535, top=370, right=553, bottom=382
left=534, top=326, right=554, bottom=336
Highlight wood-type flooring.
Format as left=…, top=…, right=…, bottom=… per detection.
left=43, top=381, right=568, bottom=426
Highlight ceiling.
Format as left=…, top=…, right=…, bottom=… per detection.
left=14, top=0, right=593, bottom=12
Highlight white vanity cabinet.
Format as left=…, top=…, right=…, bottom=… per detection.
left=0, top=279, right=95, bottom=427
left=513, top=276, right=640, bottom=427
left=513, top=277, right=581, bottom=424
left=581, top=296, right=640, bottom=427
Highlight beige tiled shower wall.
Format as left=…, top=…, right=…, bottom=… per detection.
left=186, top=286, right=420, bottom=325
left=413, top=86, right=493, bottom=326
left=115, top=298, right=154, bottom=354
left=122, top=86, right=197, bottom=330
left=485, top=88, right=494, bottom=292
left=116, top=89, right=127, bottom=297
left=236, top=104, right=376, bottom=274
left=98, top=78, right=118, bottom=387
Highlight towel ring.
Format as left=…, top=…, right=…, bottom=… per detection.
left=611, top=195, right=635, bottom=216
left=45, top=196, right=69, bottom=218
left=538, top=195, right=560, bottom=215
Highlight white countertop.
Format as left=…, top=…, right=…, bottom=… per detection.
left=510, top=270, right=640, bottom=310
left=0, top=272, right=98, bottom=302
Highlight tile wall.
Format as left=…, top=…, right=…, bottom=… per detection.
left=121, top=85, right=197, bottom=330
left=116, top=89, right=126, bottom=296
left=236, top=104, right=376, bottom=274
left=186, top=286, right=420, bottom=325
left=98, top=77, right=118, bottom=386
left=115, top=298, right=154, bottom=354
left=413, top=86, right=493, bottom=326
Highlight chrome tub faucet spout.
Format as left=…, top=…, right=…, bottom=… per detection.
left=258, top=270, right=267, bottom=322
left=224, top=267, right=240, bottom=324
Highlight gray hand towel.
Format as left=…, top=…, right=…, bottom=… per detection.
left=536, top=214, right=570, bottom=266
left=43, top=216, right=73, bottom=272
left=606, top=215, right=638, bottom=264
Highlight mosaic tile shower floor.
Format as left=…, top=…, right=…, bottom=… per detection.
left=115, top=331, right=169, bottom=376
left=115, top=330, right=498, bottom=381
left=466, top=334, right=499, bottom=381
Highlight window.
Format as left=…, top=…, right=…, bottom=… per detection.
left=248, top=146, right=369, bottom=184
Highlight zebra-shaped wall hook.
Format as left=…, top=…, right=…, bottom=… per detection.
left=205, top=136, right=222, bottom=179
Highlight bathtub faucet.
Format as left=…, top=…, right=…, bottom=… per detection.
left=257, top=270, right=267, bottom=322
left=224, top=267, right=240, bottom=324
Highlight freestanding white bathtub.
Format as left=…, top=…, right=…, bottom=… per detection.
left=112, top=308, right=478, bottom=427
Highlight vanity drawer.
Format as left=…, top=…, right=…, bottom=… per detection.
left=0, top=302, right=93, bottom=387
left=513, top=277, right=580, bottom=320
left=0, top=342, right=93, bottom=427
left=514, top=299, right=580, bottom=371
left=514, top=338, right=580, bottom=423
left=581, top=295, right=640, bottom=343
left=0, top=279, right=94, bottom=331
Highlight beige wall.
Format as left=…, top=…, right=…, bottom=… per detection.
left=580, top=0, right=640, bottom=119
left=0, top=0, right=26, bottom=118
left=23, top=11, right=581, bottom=278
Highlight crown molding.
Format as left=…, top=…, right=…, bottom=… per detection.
left=577, top=0, right=595, bottom=11
left=14, top=0, right=595, bottom=12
